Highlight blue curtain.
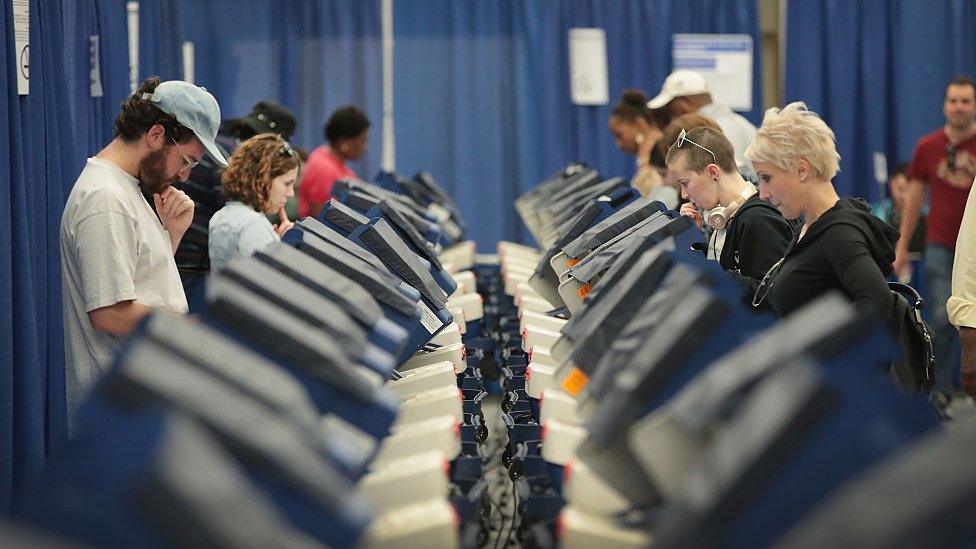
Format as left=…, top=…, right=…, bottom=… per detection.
left=62, top=0, right=130, bottom=158
left=785, top=0, right=976, bottom=202
left=140, top=0, right=185, bottom=81
left=177, top=0, right=384, bottom=175
left=1, top=0, right=184, bottom=513
left=393, top=0, right=762, bottom=248
left=2, top=0, right=74, bottom=514
left=1, top=0, right=28, bottom=514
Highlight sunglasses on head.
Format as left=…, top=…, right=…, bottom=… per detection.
left=253, top=133, right=297, bottom=158
left=676, top=128, right=717, bottom=164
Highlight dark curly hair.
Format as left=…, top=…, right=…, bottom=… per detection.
left=221, top=134, right=301, bottom=212
left=610, top=88, right=654, bottom=125
left=114, top=76, right=195, bottom=143
left=324, top=106, right=371, bottom=144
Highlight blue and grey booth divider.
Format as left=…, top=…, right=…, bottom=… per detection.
left=20, top=313, right=376, bottom=548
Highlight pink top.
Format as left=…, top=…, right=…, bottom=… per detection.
left=298, top=145, right=357, bottom=218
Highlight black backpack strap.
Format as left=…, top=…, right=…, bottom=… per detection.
left=888, top=281, right=924, bottom=309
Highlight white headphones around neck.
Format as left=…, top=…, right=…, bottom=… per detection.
left=705, top=185, right=758, bottom=230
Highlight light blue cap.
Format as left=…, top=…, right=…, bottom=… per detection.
left=143, top=81, right=228, bottom=167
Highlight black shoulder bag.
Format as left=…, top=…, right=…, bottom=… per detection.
left=887, top=282, right=936, bottom=394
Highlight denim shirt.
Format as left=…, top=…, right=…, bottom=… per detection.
left=208, top=201, right=278, bottom=273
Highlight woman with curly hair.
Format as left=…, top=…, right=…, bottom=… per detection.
left=208, top=133, right=300, bottom=272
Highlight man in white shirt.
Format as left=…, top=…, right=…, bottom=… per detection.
left=948, top=177, right=976, bottom=397
left=648, top=70, right=757, bottom=178
left=60, top=77, right=227, bottom=430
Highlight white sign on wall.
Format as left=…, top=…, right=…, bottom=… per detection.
left=13, top=0, right=29, bottom=95
left=569, top=28, right=609, bottom=106
left=672, top=34, right=753, bottom=111
left=127, top=1, right=140, bottom=93
left=89, top=35, right=104, bottom=98
left=182, top=41, right=195, bottom=84
left=873, top=151, right=888, bottom=185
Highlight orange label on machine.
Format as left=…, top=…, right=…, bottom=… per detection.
left=577, top=282, right=592, bottom=299
left=561, top=367, right=589, bottom=396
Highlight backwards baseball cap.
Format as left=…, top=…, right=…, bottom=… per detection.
left=143, top=80, right=228, bottom=167
left=646, top=70, right=711, bottom=110
left=228, top=101, right=297, bottom=140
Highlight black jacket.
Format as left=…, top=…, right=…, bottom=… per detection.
left=720, top=195, right=795, bottom=279
left=759, top=198, right=899, bottom=321
left=170, top=138, right=234, bottom=273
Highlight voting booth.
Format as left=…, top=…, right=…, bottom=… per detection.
left=12, top=164, right=972, bottom=549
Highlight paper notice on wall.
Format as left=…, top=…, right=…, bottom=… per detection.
left=13, top=0, right=29, bottom=95
left=182, top=41, right=195, bottom=84
left=127, top=2, right=140, bottom=93
left=873, top=152, right=888, bottom=185
left=672, top=34, right=753, bottom=111
left=89, top=35, right=104, bottom=97
left=568, top=28, right=609, bottom=106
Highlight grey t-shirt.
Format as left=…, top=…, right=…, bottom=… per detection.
left=646, top=184, right=680, bottom=210
left=60, top=157, right=188, bottom=431
left=208, top=201, right=279, bottom=273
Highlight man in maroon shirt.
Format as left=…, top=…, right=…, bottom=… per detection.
left=895, top=76, right=976, bottom=393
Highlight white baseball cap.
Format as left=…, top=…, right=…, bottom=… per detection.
left=646, top=70, right=711, bottom=110
left=142, top=80, right=228, bottom=167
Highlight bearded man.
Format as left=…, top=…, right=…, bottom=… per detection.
left=59, top=77, right=226, bottom=430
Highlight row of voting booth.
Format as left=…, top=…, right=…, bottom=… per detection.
left=5, top=163, right=976, bottom=548
left=13, top=171, right=493, bottom=548
left=501, top=164, right=976, bottom=548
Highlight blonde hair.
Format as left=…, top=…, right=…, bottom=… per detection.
left=744, top=101, right=841, bottom=180
left=221, top=133, right=300, bottom=212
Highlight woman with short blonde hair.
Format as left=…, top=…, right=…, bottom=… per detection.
left=746, top=101, right=841, bottom=182
left=744, top=102, right=898, bottom=323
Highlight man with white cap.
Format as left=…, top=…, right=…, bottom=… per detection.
left=648, top=69, right=757, bottom=176
left=60, top=76, right=227, bottom=429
